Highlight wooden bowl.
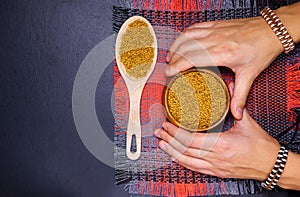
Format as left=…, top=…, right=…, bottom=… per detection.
left=163, top=68, right=230, bottom=132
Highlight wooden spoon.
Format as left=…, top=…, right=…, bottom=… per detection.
left=115, top=16, right=157, bottom=160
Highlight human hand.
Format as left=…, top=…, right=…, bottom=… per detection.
left=166, top=17, right=283, bottom=120
left=154, top=109, right=281, bottom=180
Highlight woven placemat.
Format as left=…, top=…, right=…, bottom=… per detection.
left=113, top=4, right=300, bottom=196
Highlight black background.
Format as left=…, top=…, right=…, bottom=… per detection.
left=0, top=0, right=129, bottom=196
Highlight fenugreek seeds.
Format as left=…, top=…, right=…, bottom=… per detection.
left=165, top=69, right=229, bottom=131
left=119, top=19, right=155, bottom=79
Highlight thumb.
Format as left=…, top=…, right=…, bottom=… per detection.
left=231, top=72, right=254, bottom=120
left=228, top=81, right=234, bottom=98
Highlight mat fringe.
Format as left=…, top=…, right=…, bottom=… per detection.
left=118, top=0, right=294, bottom=12
left=125, top=179, right=266, bottom=196
left=287, top=59, right=300, bottom=115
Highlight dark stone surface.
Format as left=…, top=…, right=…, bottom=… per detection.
left=0, top=0, right=128, bottom=196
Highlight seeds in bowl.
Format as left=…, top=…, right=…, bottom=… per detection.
left=165, top=69, right=229, bottom=131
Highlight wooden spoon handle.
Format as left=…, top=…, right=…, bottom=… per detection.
left=126, top=84, right=144, bottom=160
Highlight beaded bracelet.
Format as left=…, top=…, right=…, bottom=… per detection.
left=269, top=149, right=289, bottom=190
left=261, top=146, right=289, bottom=190
left=261, top=7, right=295, bottom=54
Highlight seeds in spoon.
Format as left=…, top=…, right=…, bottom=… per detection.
left=119, top=19, right=155, bottom=79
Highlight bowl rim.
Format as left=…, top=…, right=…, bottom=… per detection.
left=162, top=68, right=230, bottom=132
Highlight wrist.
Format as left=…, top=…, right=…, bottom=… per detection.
left=253, top=16, right=284, bottom=56
left=277, top=152, right=300, bottom=190
left=247, top=137, right=281, bottom=181
left=275, top=3, right=300, bottom=43
left=259, top=140, right=281, bottom=181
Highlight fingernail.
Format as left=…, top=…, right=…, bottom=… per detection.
left=237, top=107, right=243, bottom=119
left=159, top=141, right=167, bottom=150
left=154, top=129, right=161, bottom=138
left=171, top=157, right=177, bottom=162
left=166, top=53, right=170, bottom=62
left=165, top=66, right=179, bottom=76
left=229, top=84, right=234, bottom=97
left=162, top=122, right=168, bottom=130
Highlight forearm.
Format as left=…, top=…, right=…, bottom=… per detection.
left=277, top=151, right=300, bottom=190
left=276, top=2, right=300, bottom=43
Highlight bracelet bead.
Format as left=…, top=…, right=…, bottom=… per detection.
left=262, top=146, right=289, bottom=190
left=261, top=7, right=295, bottom=54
